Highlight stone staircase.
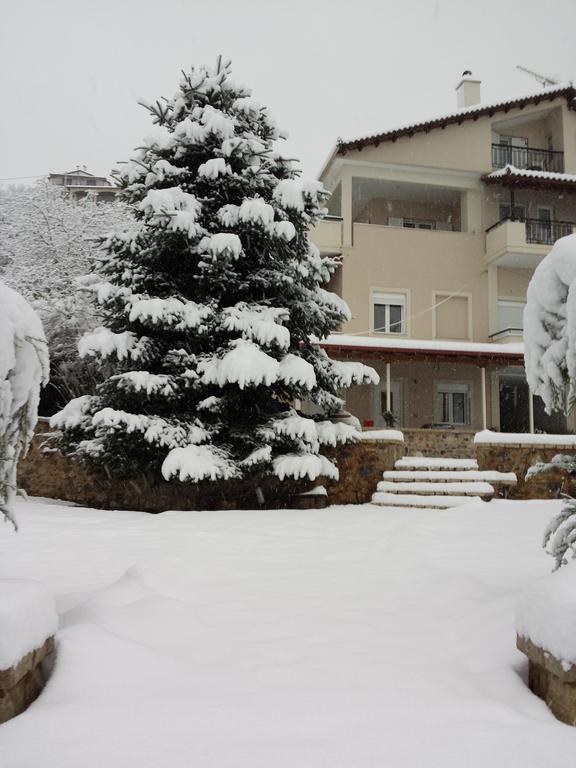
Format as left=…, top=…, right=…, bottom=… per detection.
left=371, top=456, right=517, bottom=509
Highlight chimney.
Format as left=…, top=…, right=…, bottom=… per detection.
left=455, top=71, right=481, bottom=108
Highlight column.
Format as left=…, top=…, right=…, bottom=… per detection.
left=386, top=362, right=391, bottom=412
left=529, top=387, right=535, bottom=434
left=481, top=366, right=487, bottom=431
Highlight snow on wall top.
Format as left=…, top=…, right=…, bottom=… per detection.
left=474, top=430, right=576, bottom=446
left=516, top=563, right=576, bottom=666
left=0, top=580, right=57, bottom=670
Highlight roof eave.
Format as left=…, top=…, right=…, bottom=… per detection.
left=337, top=86, right=576, bottom=155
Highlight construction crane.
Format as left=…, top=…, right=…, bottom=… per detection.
left=516, top=65, right=559, bottom=88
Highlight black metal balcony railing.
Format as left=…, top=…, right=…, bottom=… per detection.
left=491, top=143, right=564, bottom=173
left=486, top=217, right=576, bottom=245
left=525, top=218, right=575, bottom=244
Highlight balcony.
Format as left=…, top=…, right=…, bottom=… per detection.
left=485, top=217, right=576, bottom=267
left=309, top=215, right=343, bottom=255
left=492, top=143, right=564, bottom=173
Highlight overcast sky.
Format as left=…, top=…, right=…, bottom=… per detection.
left=1, top=0, right=575, bottom=185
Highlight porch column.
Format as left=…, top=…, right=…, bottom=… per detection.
left=386, top=362, right=391, bottom=412
left=480, top=366, right=487, bottom=431
left=529, top=387, right=535, bottom=433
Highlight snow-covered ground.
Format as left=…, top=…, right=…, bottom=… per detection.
left=1, top=496, right=576, bottom=766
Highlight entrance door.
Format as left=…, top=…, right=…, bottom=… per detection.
left=374, top=381, right=402, bottom=428
left=499, top=374, right=529, bottom=432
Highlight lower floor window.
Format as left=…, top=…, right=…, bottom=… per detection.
left=436, top=384, right=469, bottom=425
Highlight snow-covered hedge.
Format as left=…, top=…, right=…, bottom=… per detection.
left=0, top=282, right=49, bottom=527
left=524, top=233, right=576, bottom=413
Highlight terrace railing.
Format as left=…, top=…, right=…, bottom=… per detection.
left=491, top=143, right=564, bottom=173
left=486, top=217, right=576, bottom=245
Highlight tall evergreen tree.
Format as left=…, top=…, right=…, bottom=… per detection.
left=52, top=58, right=378, bottom=485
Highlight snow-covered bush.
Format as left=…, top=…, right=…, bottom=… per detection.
left=524, top=234, right=576, bottom=414
left=524, top=235, right=576, bottom=568
left=0, top=182, right=131, bottom=409
left=51, top=58, right=377, bottom=485
left=0, top=282, right=49, bottom=527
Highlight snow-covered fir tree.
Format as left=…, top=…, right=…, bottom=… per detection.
left=51, top=58, right=378, bottom=486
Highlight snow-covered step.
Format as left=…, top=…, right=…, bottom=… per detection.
left=382, top=469, right=517, bottom=484
left=371, top=493, right=477, bottom=509
left=395, top=457, right=478, bottom=471
left=376, top=481, right=495, bottom=497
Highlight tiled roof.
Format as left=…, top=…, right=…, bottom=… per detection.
left=322, top=334, right=524, bottom=363
left=482, top=164, right=576, bottom=190
left=337, top=83, right=576, bottom=154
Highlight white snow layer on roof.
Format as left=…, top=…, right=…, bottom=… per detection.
left=341, top=82, right=573, bottom=146
left=324, top=334, right=524, bottom=356
left=487, top=164, right=576, bottom=183
left=0, top=580, right=57, bottom=670
left=474, top=430, right=576, bottom=446
left=524, top=234, right=576, bottom=412
left=516, top=562, right=576, bottom=665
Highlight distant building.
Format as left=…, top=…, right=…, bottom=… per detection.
left=48, top=166, right=117, bottom=202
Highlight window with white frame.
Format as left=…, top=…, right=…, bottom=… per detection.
left=435, top=382, right=469, bottom=425
left=372, top=292, right=406, bottom=334
left=497, top=300, right=525, bottom=332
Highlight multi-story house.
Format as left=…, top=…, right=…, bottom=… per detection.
left=48, top=167, right=117, bottom=201
left=311, top=77, right=576, bottom=437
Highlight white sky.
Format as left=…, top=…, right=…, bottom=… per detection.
left=1, top=0, right=575, bottom=184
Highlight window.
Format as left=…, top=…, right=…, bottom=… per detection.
left=372, top=292, right=406, bottom=334
left=436, top=383, right=469, bottom=425
left=497, top=300, right=525, bottom=332
left=499, top=203, right=525, bottom=221
left=402, top=218, right=435, bottom=230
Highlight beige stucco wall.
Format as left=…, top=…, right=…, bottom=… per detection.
left=492, top=108, right=564, bottom=152
left=337, top=223, right=487, bottom=341
left=497, top=267, right=532, bottom=299
left=331, top=96, right=573, bottom=179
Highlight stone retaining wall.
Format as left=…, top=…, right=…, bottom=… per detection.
left=517, top=635, right=576, bottom=726
left=0, top=637, right=54, bottom=724
left=476, top=441, right=576, bottom=499
left=325, top=438, right=404, bottom=505
left=19, top=421, right=403, bottom=510
left=403, top=429, right=476, bottom=459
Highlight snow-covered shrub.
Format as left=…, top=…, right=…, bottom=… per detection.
left=524, top=235, right=576, bottom=568
left=524, top=234, right=576, bottom=414
left=51, top=58, right=378, bottom=485
left=0, top=182, right=131, bottom=410
left=0, top=282, right=49, bottom=527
